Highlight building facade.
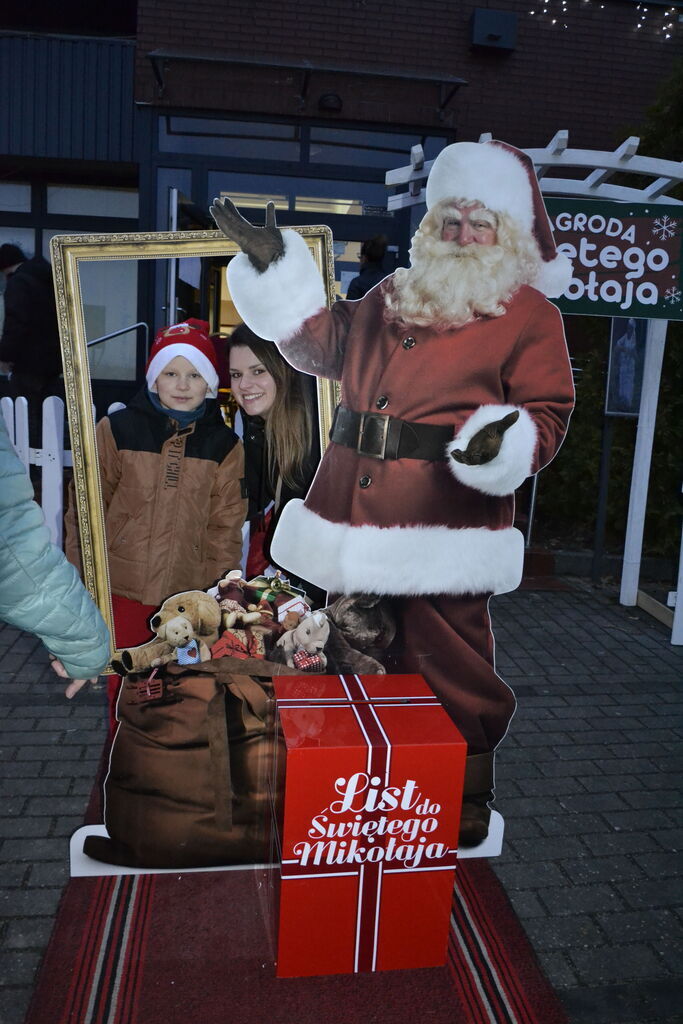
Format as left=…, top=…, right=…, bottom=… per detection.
left=0, top=0, right=678, bottom=399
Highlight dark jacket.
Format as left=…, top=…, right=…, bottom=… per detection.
left=66, top=390, right=247, bottom=605
left=0, top=258, right=62, bottom=378
left=238, top=409, right=324, bottom=604
left=239, top=411, right=319, bottom=523
left=345, top=262, right=387, bottom=301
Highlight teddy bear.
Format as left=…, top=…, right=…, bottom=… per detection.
left=211, top=569, right=263, bottom=630
left=280, top=610, right=302, bottom=632
left=275, top=610, right=330, bottom=670
left=111, top=590, right=222, bottom=675
left=324, top=594, right=396, bottom=663
left=268, top=607, right=388, bottom=675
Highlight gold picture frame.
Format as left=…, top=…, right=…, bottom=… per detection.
left=50, top=225, right=338, bottom=664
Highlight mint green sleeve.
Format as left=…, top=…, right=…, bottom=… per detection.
left=0, top=416, right=110, bottom=678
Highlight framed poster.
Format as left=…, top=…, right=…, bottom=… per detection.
left=605, top=316, right=647, bottom=417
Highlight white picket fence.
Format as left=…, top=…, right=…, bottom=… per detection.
left=2, top=395, right=73, bottom=549
left=2, top=394, right=250, bottom=573
left=1, top=395, right=126, bottom=550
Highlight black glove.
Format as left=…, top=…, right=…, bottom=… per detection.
left=451, top=410, right=520, bottom=466
left=209, top=197, right=284, bottom=273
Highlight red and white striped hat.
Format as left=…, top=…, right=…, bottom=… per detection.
left=145, top=319, right=219, bottom=397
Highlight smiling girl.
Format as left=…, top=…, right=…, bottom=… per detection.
left=227, top=323, right=318, bottom=583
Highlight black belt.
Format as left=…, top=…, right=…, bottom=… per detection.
left=330, top=405, right=452, bottom=461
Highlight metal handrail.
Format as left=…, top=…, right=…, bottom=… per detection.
left=87, top=322, right=149, bottom=351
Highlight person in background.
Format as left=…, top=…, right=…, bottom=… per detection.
left=0, top=413, right=109, bottom=698
left=66, top=319, right=247, bottom=728
left=0, top=243, right=63, bottom=450
left=345, top=235, right=388, bottom=300
left=227, top=323, right=322, bottom=601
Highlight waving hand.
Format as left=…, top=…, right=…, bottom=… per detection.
left=210, top=198, right=284, bottom=273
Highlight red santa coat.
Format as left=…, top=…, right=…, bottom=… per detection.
left=228, top=229, right=574, bottom=600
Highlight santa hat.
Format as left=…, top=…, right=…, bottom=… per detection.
left=425, top=140, right=572, bottom=298
left=146, top=319, right=219, bottom=397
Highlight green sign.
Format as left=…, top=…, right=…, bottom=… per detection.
left=545, top=198, right=682, bottom=321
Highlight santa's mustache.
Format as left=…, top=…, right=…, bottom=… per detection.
left=414, top=238, right=506, bottom=265
left=444, top=247, right=480, bottom=259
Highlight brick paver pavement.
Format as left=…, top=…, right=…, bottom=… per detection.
left=0, top=577, right=680, bottom=1024
left=491, top=579, right=682, bottom=1024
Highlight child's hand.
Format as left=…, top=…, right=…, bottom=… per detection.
left=49, top=658, right=99, bottom=700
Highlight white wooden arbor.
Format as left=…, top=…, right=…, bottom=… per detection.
left=385, top=133, right=683, bottom=644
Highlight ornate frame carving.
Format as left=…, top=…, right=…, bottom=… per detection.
left=50, top=226, right=338, bottom=664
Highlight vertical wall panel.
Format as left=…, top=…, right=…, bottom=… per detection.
left=0, top=35, right=135, bottom=162
left=33, top=39, right=48, bottom=154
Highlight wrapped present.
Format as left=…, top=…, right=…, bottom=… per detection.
left=210, top=628, right=266, bottom=661
left=247, top=572, right=311, bottom=623
left=292, top=650, right=324, bottom=672
left=267, top=674, right=467, bottom=978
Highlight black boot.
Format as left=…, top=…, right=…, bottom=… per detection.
left=459, top=752, right=495, bottom=848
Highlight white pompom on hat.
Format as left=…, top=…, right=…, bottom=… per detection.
left=145, top=319, right=219, bottom=397
left=425, top=140, right=572, bottom=298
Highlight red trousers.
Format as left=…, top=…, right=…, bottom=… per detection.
left=106, top=594, right=157, bottom=733
left=384, top=594, right=516, bottom=756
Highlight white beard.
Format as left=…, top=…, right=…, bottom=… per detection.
left=384, top=231, right=534, bottom=331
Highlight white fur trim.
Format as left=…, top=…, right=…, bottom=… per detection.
left=426, top=142, right=534, bottom=232
left=532, top=252, right=573, bottom=299
left=227, top=229, right=327, bottom=342
left=146, top=343, right=218, bottom=396
left=447, top=405, right=537, bottom=496
left=270, top=500, right=524, bottom=597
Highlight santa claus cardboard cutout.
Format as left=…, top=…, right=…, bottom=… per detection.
left=211, top=140, right=575, bottom=848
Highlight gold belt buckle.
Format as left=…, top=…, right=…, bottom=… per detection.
left=357, top=412, right=390, bottom=459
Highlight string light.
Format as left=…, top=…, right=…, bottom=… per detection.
left=525, top=0, right=677, bottom=39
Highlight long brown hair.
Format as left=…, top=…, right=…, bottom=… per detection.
left=227, top=324, right=314, bottom=489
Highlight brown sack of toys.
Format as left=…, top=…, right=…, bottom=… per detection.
left=84, top=663, right=290, bottom=869
left=84, top=574, right=396, bottom=869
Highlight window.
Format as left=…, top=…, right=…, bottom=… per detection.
left=294, top=197, right=363, bottom=216
left=47, top=186, right=139, bottom=219
left=309, top=128, right=447, bottom=169
left=0, top=184, right=31, bottom=214
left=160, top=117, right=301, bottom=161
left=219, top=192, right=289, bottom=211
left=0, top=228, right=35, bottom=260
left=79, top=260, right=138, bottom=382
left=209, top=171, right=387, bottom=215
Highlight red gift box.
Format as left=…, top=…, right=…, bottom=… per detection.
left=269, top=673, right=467, bottom=978
left=247, top=573, right=311, bottom=623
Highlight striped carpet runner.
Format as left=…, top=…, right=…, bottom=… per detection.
left=58, top=875, right=155, bottom=1024
left=31, top=863, right=566, bottom=1024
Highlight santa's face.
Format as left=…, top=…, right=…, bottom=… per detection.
left=440, top=202, right=498, bottom=247
left=383, top=200, right=540, bottom=330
